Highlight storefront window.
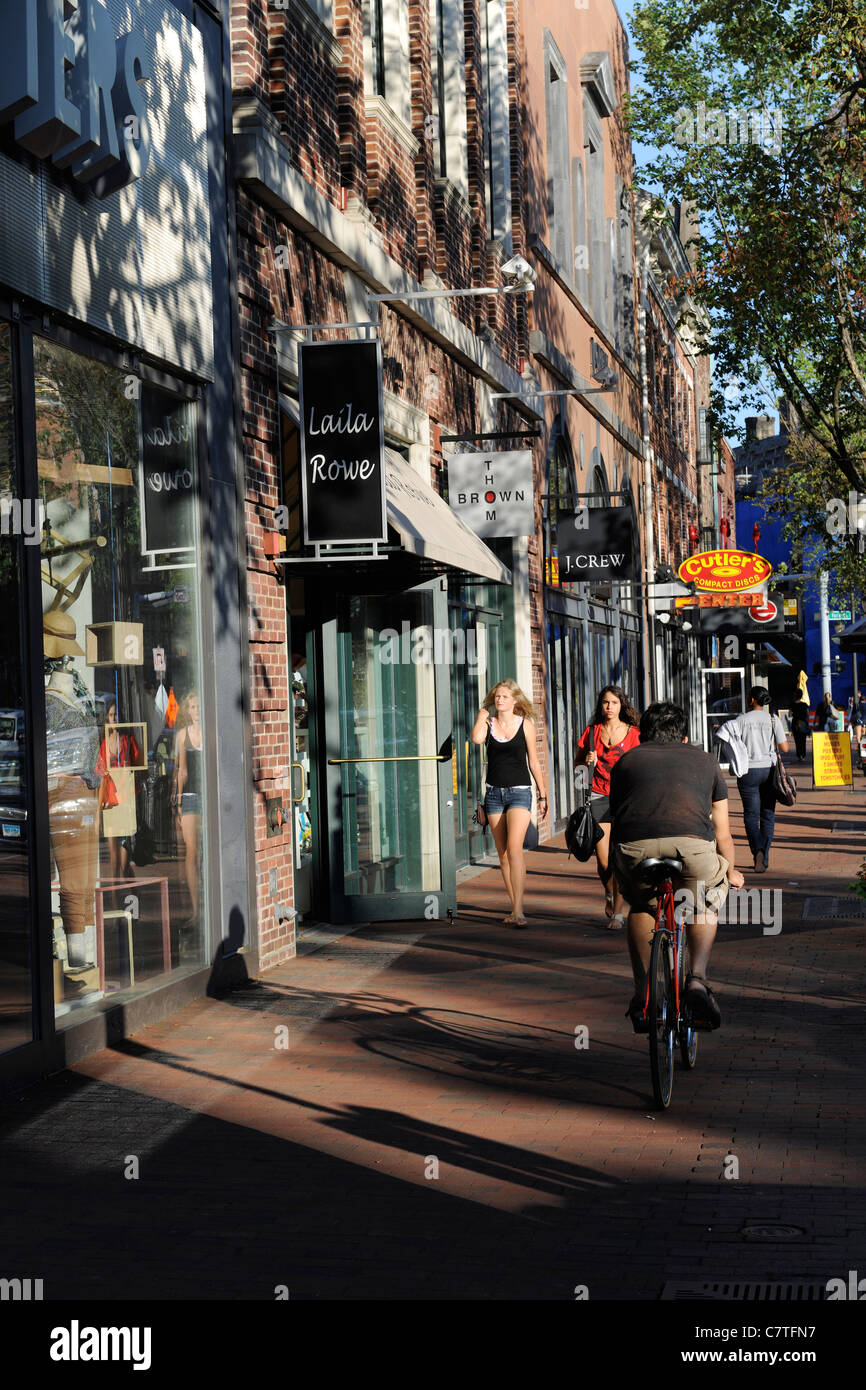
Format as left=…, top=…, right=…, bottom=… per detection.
left=0, top=322, right=33, bottom=1052
left=35, top=338, right=207, bottom=1021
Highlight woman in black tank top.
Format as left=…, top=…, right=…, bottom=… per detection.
left=176, top=691, right=203, bottom=930
left=471, top=679, right=547, bottom=928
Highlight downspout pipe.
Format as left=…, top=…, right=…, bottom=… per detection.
left=639, top=247, right=655, bottom=707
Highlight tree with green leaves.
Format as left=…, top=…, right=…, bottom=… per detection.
left=627, top=0, right=866, bottom=491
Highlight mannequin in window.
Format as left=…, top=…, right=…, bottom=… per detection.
left=95, top=700, right=141, bottom=879
left=174, top=691, right=202, bottom=931
left=44, top=619, right=100, bottom=971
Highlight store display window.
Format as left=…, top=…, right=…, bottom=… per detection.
left=32, top=336, right=207, bottom=1021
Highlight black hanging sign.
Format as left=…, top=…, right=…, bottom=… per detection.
left=298, top=341, right=388, bottom=545
left=139, top=385, right=196, bottom=556
left=695, top=603, right=785, bottom=637
left=556, top=506, right=638, bottom=581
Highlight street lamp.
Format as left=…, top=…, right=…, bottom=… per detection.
left=366, top=254, right=537, bottom=311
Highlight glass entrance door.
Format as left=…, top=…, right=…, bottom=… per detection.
left=322, top=578, right=456, bottom=923
left=701, top=667, right=746, bottom=757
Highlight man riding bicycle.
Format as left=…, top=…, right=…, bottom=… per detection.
left=608, top=702, right=744, bottom=1032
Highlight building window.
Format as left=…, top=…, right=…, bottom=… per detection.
left=482, top=0, right=513, bottom=249
left=364, top=0, right=411, bottom=128
left=369, top=0, right=386, bottom=98
left=544, top=34, right=572, bottom=275
left=429, top=0, right=468, bottom=197
left=572, top=156, right=588, bottom=298
left=584, top=97, right=606, bottom=326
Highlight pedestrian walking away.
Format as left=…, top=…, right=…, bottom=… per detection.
left=574, top=685, right=640, bottom=929
left=470, top=679, right=547, bottom=928
left=721, top=686, right=789, bottom=873
left=790, top=692, right=811, bottom=762
left=609, top=701, right=744, bottom=1032
left=847, top=689, right=866, bottom=767
left=816, top=690, right=844, bottom=733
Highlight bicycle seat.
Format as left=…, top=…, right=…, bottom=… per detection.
left=635, top=856, right=683, bottom=884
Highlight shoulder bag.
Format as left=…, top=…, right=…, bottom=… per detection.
left=565, top=782, right=604, bottom=861
left=769, top=712, right=797, bottom=806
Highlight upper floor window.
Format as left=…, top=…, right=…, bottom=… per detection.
left=429, top=0, right=468, bottom=197
left=364, top=0, right=411, bottom=128
left=369, top=0, right=386, bottom=98
left=482, top=0, right=513, bottom=249
left=544, top=33, right=572, bottom=275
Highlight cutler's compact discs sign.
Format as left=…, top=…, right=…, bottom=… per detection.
left=678, top=548, right=773, bottom=593
left=0, top=0, right=151, bottom=199
left=298, top=341, right=387, bottom=546
left=556, top=506, right=638, bottom=581
left=447, top=451, right=533, bottom=538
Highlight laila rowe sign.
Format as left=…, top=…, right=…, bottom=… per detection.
left=139, top=386, right=196, bottom=557
left=298, top=341, right=387, bottom=546
left=556, top=506, right=638, bottom=581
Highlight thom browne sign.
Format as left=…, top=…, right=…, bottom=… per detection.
left=447, top=451, right=533, bottom=537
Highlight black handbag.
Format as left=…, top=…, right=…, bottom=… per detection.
left=769, top=713, right=797, bottom=806
left=565, top=788, right=604, bottom=861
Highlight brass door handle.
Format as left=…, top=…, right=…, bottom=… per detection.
left=327, top=755, right=449, bottom=764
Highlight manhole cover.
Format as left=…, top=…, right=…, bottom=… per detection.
left=661, top=1280, right=826, bottom=1300
left=802, top=896, right=866, bottom=919
left=741, top=1223, right=807, bottom=1240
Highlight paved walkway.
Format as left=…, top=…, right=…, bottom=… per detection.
left=2, top=770, right=865, bottom=1300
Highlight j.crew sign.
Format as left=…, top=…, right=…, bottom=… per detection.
left=0, top=0, right=151, bottom=199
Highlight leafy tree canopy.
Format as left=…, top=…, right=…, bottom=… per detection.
left=628, top=0, right=866, bottom=490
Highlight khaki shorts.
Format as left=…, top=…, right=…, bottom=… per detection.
left=613, top=835, right=730, bottom=916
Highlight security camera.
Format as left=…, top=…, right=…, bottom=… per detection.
left=501, top=254, right=537, bottom=289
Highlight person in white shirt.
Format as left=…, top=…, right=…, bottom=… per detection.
left=723, top=687, right=789, bottom=873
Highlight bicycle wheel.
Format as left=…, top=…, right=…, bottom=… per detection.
left=677, top=931, right=698, bottom=1069
left=648, top=929, right=675, bottom=1109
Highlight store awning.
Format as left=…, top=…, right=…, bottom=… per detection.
left=839, top=616, right=866, bottom=652
left=384, top=448, right=510, bottom=584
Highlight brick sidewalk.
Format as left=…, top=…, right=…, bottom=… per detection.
left=2, top=771, right=865, bottom=1300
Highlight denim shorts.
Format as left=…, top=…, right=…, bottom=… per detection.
left=484, top=785, right=533, bottom=814
left=181, top=792, right=201, bottom=816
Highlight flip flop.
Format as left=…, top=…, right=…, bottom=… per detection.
left=511, top=915, right=528, bottom=929
left=605, top=913, right=626, bottom=931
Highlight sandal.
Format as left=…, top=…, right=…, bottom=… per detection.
left=510, top=915, right=528, bottom=929
left=625, top=994, right=649, bottom=1034
left=604, top=890, right=616, bottom=917
left=685, top=972, right=721, bottom=1031
left=605, top=913, right=626, bottom=931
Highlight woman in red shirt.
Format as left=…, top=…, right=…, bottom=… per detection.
left=574, top=685, right=640, bottom=929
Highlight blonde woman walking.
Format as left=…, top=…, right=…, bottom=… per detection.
left=471, top=679, right=547, bottom=928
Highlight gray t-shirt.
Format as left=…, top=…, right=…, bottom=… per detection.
left=723, top=709, right=786, bottom=768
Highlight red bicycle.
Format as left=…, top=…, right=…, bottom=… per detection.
left=634, top=856, right=698, bottom=1109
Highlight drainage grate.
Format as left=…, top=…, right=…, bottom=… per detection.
left=832, top=822, right=865, bottom=832
left=802, top=896, right=866, bottom=919
left=741, top=1223, right=807, bottom=1240
left=661, top=1280, right=827, bottom=1301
